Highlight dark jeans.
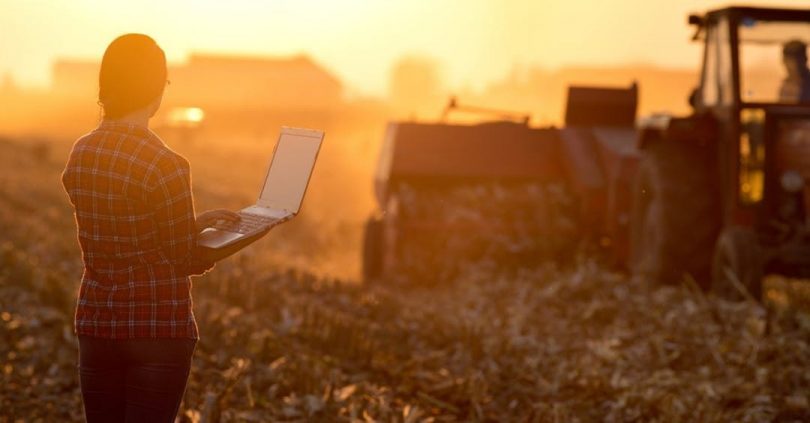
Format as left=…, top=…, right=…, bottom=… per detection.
left=78, top=336, right=196, bottom=423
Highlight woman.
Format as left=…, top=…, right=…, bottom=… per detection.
left=62, top=34, right=239, bottom=422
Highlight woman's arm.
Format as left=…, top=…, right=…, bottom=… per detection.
left=149, top=153, right=215, bottom=276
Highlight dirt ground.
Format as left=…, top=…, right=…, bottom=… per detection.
left=1, top=134, right=809, bottom=422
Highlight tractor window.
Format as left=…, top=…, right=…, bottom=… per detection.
left=701, top=20, right=734, bottom=107
left=739, top=108, right=765, bottom=204
left=738, top=18, right=810, bottom=104
left=701, top=26, right=719, bottom=106
left=717, top=19, right=735, bottom=106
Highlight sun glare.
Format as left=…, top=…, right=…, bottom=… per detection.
left=167, top=106, right=205, bottom=128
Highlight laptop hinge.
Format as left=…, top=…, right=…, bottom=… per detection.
left=243, top=205, right=289, bottom=218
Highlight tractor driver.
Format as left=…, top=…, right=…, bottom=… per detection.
left=779, top=40, right=810, bottom=103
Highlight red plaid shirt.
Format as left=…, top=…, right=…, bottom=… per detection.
left=62, top=121, right=212, bottom=339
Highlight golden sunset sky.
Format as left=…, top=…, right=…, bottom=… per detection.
left=1, top=0, right=807, bottom=96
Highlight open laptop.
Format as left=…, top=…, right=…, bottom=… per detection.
left=197, top=127, right=324, bottom=249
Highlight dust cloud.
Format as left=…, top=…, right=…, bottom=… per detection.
left=0, top=52, right=700, bottom=281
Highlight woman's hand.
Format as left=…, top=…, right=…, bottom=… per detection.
left=195, top=209, right=240, bottom=232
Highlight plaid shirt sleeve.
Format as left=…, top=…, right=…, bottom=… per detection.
left=148, top=152, right=214, bottom=276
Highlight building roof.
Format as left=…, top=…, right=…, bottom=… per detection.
left=184, top=53, right=341, bottom=88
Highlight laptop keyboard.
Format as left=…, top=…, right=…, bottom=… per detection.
left=212, top=212, right=276, bottom=234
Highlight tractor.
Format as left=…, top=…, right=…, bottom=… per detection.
left=635, top=6, right=810, bottom=300
left=363, top=5, right=810, bottom=302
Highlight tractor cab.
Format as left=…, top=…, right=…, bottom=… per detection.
left=634, top=6, right=810, bottom=299
left=691, top=7, right=810, bottom=225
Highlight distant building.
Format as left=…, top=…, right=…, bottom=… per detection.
left=169, top=54, right=342, bottom=110
left=50, top=53, right=343, bottom=110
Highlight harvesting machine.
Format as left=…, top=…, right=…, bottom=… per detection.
left=363, top=6, right=810, bottom=301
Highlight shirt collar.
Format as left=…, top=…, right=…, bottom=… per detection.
left=96, top=120, right=166, bottom=147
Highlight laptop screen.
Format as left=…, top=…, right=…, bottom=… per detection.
left=258, top=128, right=323, bottom=213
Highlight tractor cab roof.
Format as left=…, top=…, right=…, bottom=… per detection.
left=694, top=6, right=810, bottom=24
left=690, top=6, right=810, bottom=43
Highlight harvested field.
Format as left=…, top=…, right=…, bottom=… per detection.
left=1, top=136, right=809, bottom=422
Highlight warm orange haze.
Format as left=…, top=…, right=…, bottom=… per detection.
left=2, top=1, right=810, bottom=421
left=0, top=1, right=743, bottom=280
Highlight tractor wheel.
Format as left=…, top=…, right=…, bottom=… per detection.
left=711, top=227, right=763, bottom=301
left=631, top=138, right=720, bottom=286
left=362, top=216, right=384, bottom=283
